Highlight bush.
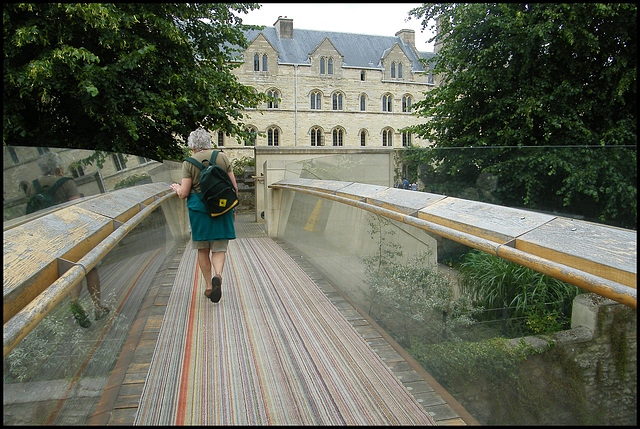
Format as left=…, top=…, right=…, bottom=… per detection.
left=459, top=250, right=580, bottom=335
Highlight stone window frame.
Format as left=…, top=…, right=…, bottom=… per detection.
left=266, top=88, right=280, bottom=109
left=217, top=131, right=225, bottom=147
left=319, top=56, right=334, bottom=75
left=359, top=94, right=366, bottom=111
left=391, top=61, right=404, bottom=79
left=245, top=126, right=257, bottom=146
left=332, top=127, right=345, bottom=146
left=359, top=129, right=367, bottom=146
left=310, top=90, right=323, bottom=110
left=332, top=91, right=344, bottom=111
left=310, top=126, right=324, bottom=146
left=382, top=128, right=394, bottom=147
left=402, top=94, right=412, bottom=113
left=252, top=52, right=269, bottom=72
left=267, top=126, right=280, bottom=146
left=402, top=131, right=412, bottom=147
left=382, top=93, right=393, bottom=112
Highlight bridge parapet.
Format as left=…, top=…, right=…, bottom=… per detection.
left=269, top=178, right=636, bottom=308
left=3, top=183, right=176, bottom=356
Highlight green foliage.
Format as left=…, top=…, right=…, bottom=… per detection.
left=407, top=4, right=637, bottom=228
left=409, top=337, right=539, bottom=388
left=4, top=3, right=270, bottom=161
left=362, top=214, right=477, bottom=343
left=459, top=250, right=580, bottom=335
left=231, top=155, right=254, bottom=177
left=113, top=173, right=151, bottom=190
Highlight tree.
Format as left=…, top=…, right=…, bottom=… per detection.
left=3, top=3, right=269, bottom=162
left=407, top=4, right=636, bottom=228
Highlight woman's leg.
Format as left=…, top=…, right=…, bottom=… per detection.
left=211, top=251, right=226, bottom=278
left=198, top=248, right=213, bottom=289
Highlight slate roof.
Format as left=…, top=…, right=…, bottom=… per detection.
left=241, top=26, right=435, bottom=72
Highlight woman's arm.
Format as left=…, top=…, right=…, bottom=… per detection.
left=170, top=177, right=192, bottom=199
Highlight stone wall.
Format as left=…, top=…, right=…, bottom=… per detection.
left=456, top=293, right=637, bottom=425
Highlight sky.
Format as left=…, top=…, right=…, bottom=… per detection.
left=238, top=3, right=436, bottom=52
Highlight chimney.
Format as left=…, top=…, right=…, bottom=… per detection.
left=274, top=16, right=293, bottom=39
left=395, top=29, right=415, bottom=47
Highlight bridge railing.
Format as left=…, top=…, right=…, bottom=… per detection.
left=3, top=176, right=191, bottom=424
left=266, top=177, right=637, bottom=425
left=268, top=178, right=636, bottom=308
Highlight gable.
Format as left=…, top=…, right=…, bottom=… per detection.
left=309, top=37, right=343, bottom=60
left=247, top=32, right=279, bottom=56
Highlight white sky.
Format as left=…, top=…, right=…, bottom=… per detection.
left=238, top=3, right=436, bottom=52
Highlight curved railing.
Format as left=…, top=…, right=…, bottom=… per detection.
left=269, top=178, right=636, bottom=308
left=3, top=183, right=178, bottom=357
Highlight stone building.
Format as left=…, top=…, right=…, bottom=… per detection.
left=221, top=17, right=436, bottom=152
left=3, top=17, right=438, bottom=220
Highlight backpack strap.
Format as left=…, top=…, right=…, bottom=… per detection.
left=184, top=157, right=204, bottom=171
left=32, top=177, right=71, bottom=196
left=49, top=177, right=72, bottom=199
left=184, top=150, right=220, bottom=171
left=32, top=179, right=44, bottom=194
left=209, top=150, right=219, bottom=165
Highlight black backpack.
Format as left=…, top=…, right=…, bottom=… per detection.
left=185, top=151, right=238, bottom=217
left=25, top=177, right=72, bottom=214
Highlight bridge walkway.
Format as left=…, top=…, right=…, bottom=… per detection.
left=90, top=214, right=471, bottom=425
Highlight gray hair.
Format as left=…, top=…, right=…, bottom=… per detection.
left=187, top=128, right=212, bottom=151
left=38, top=151, right=64, bottom=175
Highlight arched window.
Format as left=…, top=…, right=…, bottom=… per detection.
left=391, top=62, right=396, bottom=78
left=398, top=62, right=403, bottom=79
left=310, top=90, right=322, bottom=110
left=253, top=53, right=259, bottom=71
left=267, top=89, right=280, bottom=109
left=320, top=57, right=325, bottom=74
left=328, top=58, right=333, bottom=74
left=360, top=130, right=367, bottom=146
left=268, top=127, right=279, bottom=146
left=245, top=126, right=257, bottom=146
left=332, top=128, right=344, bottom=146
left=332, top=92, right=343, bottom=110
left=262, top=54, right=268, bottom=72
left=360, top=71, right=366, bottom=81
left=402, top=131, right=411, bottom=147
left=382, top=94, right=392, bottom=112
left=402, top=95, right=412, bottom=112
left=360, top=94, right=366, bottom=111
left=218, top=131, right=225, bottom=147
left=112, top=153, right=127, bottom=171
left=310, top=127, right=323, bottom=146
left=382, top=129, right=393, bottom=147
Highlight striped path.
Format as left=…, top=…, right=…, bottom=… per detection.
left=133, top=228, right=437, bottom=425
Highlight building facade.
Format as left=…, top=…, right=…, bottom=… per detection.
left=222, top=17, right=436, bottom=151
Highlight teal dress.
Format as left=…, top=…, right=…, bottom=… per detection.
left=186, top=193, right=236, bottom=241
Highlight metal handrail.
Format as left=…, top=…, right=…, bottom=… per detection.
left=270, top=183, right=636, bottom=309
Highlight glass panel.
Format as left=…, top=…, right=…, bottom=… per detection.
left=3, top=169, right=183, bottom=424
left=272, top=151, right=637, bottom=425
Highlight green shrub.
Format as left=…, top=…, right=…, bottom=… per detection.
left=459, top=250, right=580, bottom=335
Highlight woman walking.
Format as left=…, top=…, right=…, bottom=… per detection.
left=170, top=128, right=238, bottom=303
